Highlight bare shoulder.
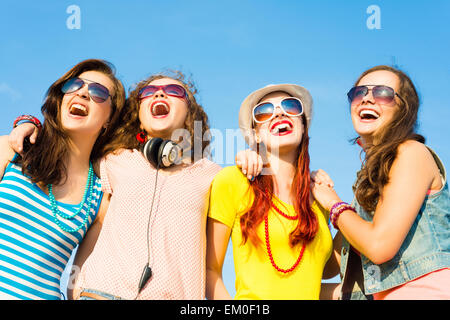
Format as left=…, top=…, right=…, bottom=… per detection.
left=396, top=140, right=433, bottom=164
left=394, top=140, right=439, bottom=182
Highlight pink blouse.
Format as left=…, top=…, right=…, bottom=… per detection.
left=76, top=149, right=221, bottom=299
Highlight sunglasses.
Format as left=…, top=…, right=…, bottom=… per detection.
left=61, top=77, right=111, bottom=103
left=252, top=97, right=304, bottom=123
left=347, top=85, right=404, bottom=105
left=139, top=84, right=187, bottom=100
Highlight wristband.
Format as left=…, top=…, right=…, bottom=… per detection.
left=14, top=119, right=35, bottom=128
left=13, top=115, right=42, bottom=130
left=330, top=201, right=347, bottom=215
left=330, top=202, right=356, bottom=230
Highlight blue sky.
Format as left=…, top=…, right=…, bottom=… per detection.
left=1, top=1, right=449, bottom=298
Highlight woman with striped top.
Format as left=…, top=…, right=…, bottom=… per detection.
left=0, top=59, right=126, bottom=299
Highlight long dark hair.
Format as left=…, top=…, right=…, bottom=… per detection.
left=353, top=65, right=425, bottom=213
left=16, top=59, right=126, bottom=186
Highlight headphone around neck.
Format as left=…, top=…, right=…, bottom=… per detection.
left=135, top=136, right=182, bottom=297
left=141, top=137, right=182, bottom=168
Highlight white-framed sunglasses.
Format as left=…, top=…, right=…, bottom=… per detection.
left=252, top=97, right=304, bottom=124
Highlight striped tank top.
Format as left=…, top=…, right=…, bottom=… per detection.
left=0, top=156, right=102, bottom=300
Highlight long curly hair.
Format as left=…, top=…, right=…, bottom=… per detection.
left=240, top=115, right=318, bottom=247
left=105, top=70, right=211, bottom=162
left=16, top=59, right=126, bottom=186
left=352, top=65, right=425, bottom=213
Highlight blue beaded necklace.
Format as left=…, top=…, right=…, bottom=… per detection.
left=48, top=162, right=94, bottom=233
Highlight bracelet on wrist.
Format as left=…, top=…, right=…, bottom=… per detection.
left=330, top=202, right=356, bottom=230
left=330, top=201, right=347, bottom=214
left=13, top=115, right=42, bottom=130
left=13, top=119, right=35, bottom=128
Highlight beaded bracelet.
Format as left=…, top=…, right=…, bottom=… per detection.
left=328, top=201, right=346, bottom=228
left=14, top=119, right=35, bottom=128
left=330, top=201, right=347, bottom=215
left=13, top=115, right=42, bottom=130
left=330, top=202, right=356, bottom=230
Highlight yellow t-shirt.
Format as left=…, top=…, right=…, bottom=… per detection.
left=208, top=166, right=333, bottom=300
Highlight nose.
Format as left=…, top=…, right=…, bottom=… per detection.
left=361, top=88, right=375, bottom=104
left=75, top=83, right=90, bottom=100
left=153, top=88, right=167, bottom=99
left=273, top=105, right=284, bottom=117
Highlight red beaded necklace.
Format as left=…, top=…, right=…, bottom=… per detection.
left=265, top=199, right=306, bottom=274
left=270, top=199, right=298, bottom=220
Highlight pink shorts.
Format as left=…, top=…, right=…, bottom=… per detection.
left=373, top=268, right=450, bottom=300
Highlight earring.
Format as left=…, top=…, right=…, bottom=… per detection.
left=356, top=137, right=363, bottom=148
left=136, top=131, right=147, bottom=144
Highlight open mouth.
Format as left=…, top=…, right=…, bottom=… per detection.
left=151, top=101, right=170, bottom=117
left=359, top=109, right=380, bottom=121
left=69, top=103, right=88, bottom=116
left=270, top=120, right=293, bottom=136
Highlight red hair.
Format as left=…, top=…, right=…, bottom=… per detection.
left=240, top=116, right=318, bottom=247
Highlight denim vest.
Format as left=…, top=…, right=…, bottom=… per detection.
left=340, top=147, right=450, bottom=299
